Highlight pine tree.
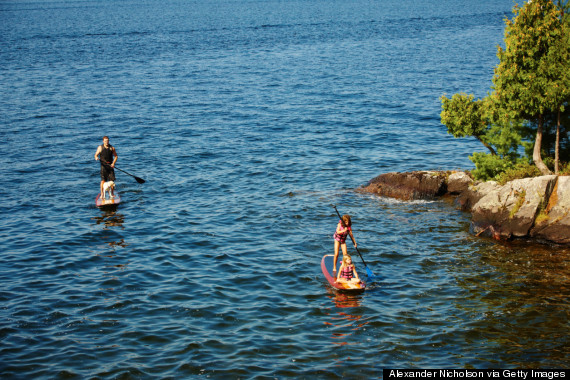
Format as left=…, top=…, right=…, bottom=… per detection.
left=492, top=0, right=565, bottom=175
left=547, top=1, right=570, bottom=173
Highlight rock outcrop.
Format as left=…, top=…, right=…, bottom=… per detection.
left=455, top=180, right=500, bottom=212
left=471, top=176, right=557, bottom=240
left=447, top=171, right=473, bottom=194
left=359, top=171, right=448, bottom=201
left=359, top=171, right=570, bottom=245
left=530, top=176, right=570, bottom=244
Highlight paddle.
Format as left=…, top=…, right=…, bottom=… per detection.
left=101, top=160, right=146, bottom=184
left=333, top=205, right=377, bottom=281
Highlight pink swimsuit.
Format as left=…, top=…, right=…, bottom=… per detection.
left=340, top=265, right=354, bottom=280
left=333, top=221, right=351, bottom=243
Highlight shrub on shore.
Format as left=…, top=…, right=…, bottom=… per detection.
left=495, top=162, right=542, bottom=185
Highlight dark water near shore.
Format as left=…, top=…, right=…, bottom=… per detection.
left=1, top=0, right=569, bottom=378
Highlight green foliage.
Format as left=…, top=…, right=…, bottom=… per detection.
left=441, top=93, right=486, bottom=138
left=491, top=0, right=570, bottom=174
left=469, top=153, right=543, bottom=183
left=495, top=161, right=542, bottom=185
left=440, top=0, right=570, bottom=179
left=545, top=2, right=570, bottom=109
left=520, top=110, right=570, bottom=160
left=440, top=93, right=523, bottom=157
left=493, top=0, right=562, bottom=118
left=469, top=152, right=516, bottom=181
left=482, top=118, right=524, bottom=158
left=560, top=161, right=570, bottom=175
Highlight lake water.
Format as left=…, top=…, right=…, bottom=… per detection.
left=1, top=0, right=569, bottom=378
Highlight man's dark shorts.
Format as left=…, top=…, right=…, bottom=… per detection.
left=101, top=165, right=116, bottom=182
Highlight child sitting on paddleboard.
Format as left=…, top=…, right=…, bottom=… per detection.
left=333, top=214, right=357, bottom=272
left=336, top=254, right=361, bottom=286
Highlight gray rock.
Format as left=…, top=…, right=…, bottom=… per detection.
left=455, top=180, right=500, bottom=212
left=447, top=171, right=473, bottom=194
left=361, top=170, right=570, bottom=244
left=530, top=176, right=570, bottom=244
left=359, top=171, right=448, bottom=201
left=471, top=175, right=557, bottom=239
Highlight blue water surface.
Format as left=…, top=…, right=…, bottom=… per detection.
left=1, top=0, right=569, bottom=378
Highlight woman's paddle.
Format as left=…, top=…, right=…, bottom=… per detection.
left=333, top=205, right=377, bottom=281
left=101, top=160, right=146, bottom=184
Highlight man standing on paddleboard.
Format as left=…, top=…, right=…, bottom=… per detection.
left=94, top=136, right=118, bottom=198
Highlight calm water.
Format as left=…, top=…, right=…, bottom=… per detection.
left=1, top=0, right=569, bottom=378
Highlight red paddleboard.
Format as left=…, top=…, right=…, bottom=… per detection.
left=321, top=255, right=366, bottom=291
left=95, top=192, right=121, bottom=208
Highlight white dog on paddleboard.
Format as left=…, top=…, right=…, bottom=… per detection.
left=102, top=181, right=116, bottom=199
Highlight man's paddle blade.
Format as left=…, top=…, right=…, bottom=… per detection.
left=135, top=176, right=146, bottom=184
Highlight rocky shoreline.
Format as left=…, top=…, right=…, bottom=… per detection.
left=358, top=171, right=570, bottom=245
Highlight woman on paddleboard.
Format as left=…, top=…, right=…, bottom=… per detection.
left=333, top=214, right=357, bottom=272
